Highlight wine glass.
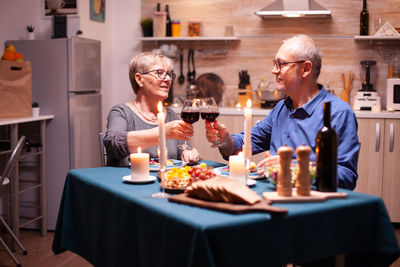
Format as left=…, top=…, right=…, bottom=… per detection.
left=178, top=98, right=200, bottom=150
left=200, top=97, right=221, bottom=147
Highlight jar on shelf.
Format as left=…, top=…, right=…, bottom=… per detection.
left=171, top=20, right=180, bottom=37
left=188, top=20, right=201, bottom=37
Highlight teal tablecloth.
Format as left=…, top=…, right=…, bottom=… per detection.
left=52, top=162, right=399, bottom=267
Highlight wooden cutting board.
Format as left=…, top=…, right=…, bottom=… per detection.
left=262, top=190, right=348, bottom=203
left=168, top=193, right=287, bottom=215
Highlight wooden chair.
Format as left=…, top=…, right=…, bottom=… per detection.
left=0, top=135, right=27, bottom=267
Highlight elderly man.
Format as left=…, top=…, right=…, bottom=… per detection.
left=205, top=34, right=360, bottom=190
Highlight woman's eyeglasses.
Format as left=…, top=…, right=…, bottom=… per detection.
left=142, top=69, right=176, bottom=80
left=272, top=59, right=305, bottom=71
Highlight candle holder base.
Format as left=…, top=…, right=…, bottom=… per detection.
left=152, top=192, right=170, bottom=198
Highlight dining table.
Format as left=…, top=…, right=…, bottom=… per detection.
left=52, top=160, right=400, bottom=267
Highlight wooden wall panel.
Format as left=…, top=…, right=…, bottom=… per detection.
left=142, top=0, right=400, bottom=108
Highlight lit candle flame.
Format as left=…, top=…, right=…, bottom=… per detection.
left=246, top=99, right=252, bottom=108
left=138, top=147, right=141, bottom=153
left=157, top=101, right=163, bottom=113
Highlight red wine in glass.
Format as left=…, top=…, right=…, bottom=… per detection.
left=178, top=98, right=200, bottom=150
left=200, top=111, right=219, bottom=122
left=181, top=111, right=200, bottom=124
left=200, top=97, right=222, bottom=147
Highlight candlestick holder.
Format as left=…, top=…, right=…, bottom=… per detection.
left=152, top=165, right=169, bottom=198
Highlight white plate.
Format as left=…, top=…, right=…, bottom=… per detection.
left=247, top=179, right=256, bottom=187
left=122, top=175, right=156, bottom=184
left=149, top=159, right=187, bottom=171
left=213, top=166, right=265, bottom=180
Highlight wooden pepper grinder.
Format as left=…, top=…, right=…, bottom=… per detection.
left=277, top=145, right=293, bottom=196
left=295, top=145, right=312, bottom=196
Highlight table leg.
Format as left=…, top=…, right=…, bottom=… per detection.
left=9, top=124, right=19, bottom=240
left=40, top=120, right=48, bottom=237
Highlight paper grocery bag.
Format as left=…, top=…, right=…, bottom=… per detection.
left=0, top=60, right=32, bottom=118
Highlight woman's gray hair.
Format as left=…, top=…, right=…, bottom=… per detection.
left=128, top=52, right=174, bottom=94
left=282, top=35, right=322, bottom=79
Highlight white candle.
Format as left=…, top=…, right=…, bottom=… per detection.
left=229, top=152, right=246, bottom=185
left=130, top=147, right=150, bottom=180
left=157, top=101, right=167, bottom=169
left=243, top=99, right=252, bottom=162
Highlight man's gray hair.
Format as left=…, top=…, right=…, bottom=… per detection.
left=283, top=34, right=322, bottom=79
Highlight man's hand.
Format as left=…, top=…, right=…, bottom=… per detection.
left=205, top=120, right=229, bottom=144
left=257, top=150, right=280, bottom=175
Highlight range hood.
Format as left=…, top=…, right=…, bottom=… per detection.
left=256, top=0, right=331, bottom=18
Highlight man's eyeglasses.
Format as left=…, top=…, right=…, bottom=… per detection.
left=272, top=59, right=305, bottom=71
left=142, top=69, right=176, bottom=80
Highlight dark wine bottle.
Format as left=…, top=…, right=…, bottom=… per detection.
left=316, top=102, right=338, bottom=192
left=360, top=0, right=369, bottom=35
left=165, top=5, right=172, bottom=37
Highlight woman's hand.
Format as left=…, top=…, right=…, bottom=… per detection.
left=257, top=151, right=280, bottom=175
left=165, top=120, right=194, bottom=140
left=181, top=148, right=200, bottom=164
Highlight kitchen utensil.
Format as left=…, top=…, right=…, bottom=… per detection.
left=340, top=72, right=353, bottom=104
left=187, top=49, right=196, bottom=85
left=178, top=50, right=184, bottom=84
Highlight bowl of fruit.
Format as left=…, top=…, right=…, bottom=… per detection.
left=159, top=162, right=216, bottom=193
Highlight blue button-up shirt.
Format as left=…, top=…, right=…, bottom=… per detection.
left=232, top=86, right=360, bottom=190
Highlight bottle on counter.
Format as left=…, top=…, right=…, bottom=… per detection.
left=255, top=76, right=267, bottom=107
left=316, top=102, right=338, bottom=192
left=165, top=5, right=172, bottom=37
left=360, top=0, right=369, bottom=35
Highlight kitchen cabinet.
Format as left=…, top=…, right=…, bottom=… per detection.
left=355, top=117, right=400, bottom=222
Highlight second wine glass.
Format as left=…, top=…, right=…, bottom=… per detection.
left=200, top=97, right=221, bottom=147
left=179, top=98, right=200, bottom=150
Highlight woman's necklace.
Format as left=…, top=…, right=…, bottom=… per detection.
left=133, top=100, right=158, bottom=122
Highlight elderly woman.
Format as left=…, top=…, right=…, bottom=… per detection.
left=104, top=52, right=200, bottom=166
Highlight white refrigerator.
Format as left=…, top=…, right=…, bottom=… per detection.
left=7, top=37, right=102, bottom=230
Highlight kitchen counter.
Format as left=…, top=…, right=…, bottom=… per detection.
left=171, top=107, right=400, bottom=119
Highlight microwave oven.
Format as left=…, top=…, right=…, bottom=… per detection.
left=387, top=78, right=400, bottom=111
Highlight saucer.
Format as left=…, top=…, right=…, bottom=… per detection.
left=122, top=175, right=156, bottom=184
left=247, top=179, right=256, bottom=187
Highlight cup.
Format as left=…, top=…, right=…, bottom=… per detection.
left=171, top=20, right=180, bottom=37
left=32, top=107, right=40, bottom=117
